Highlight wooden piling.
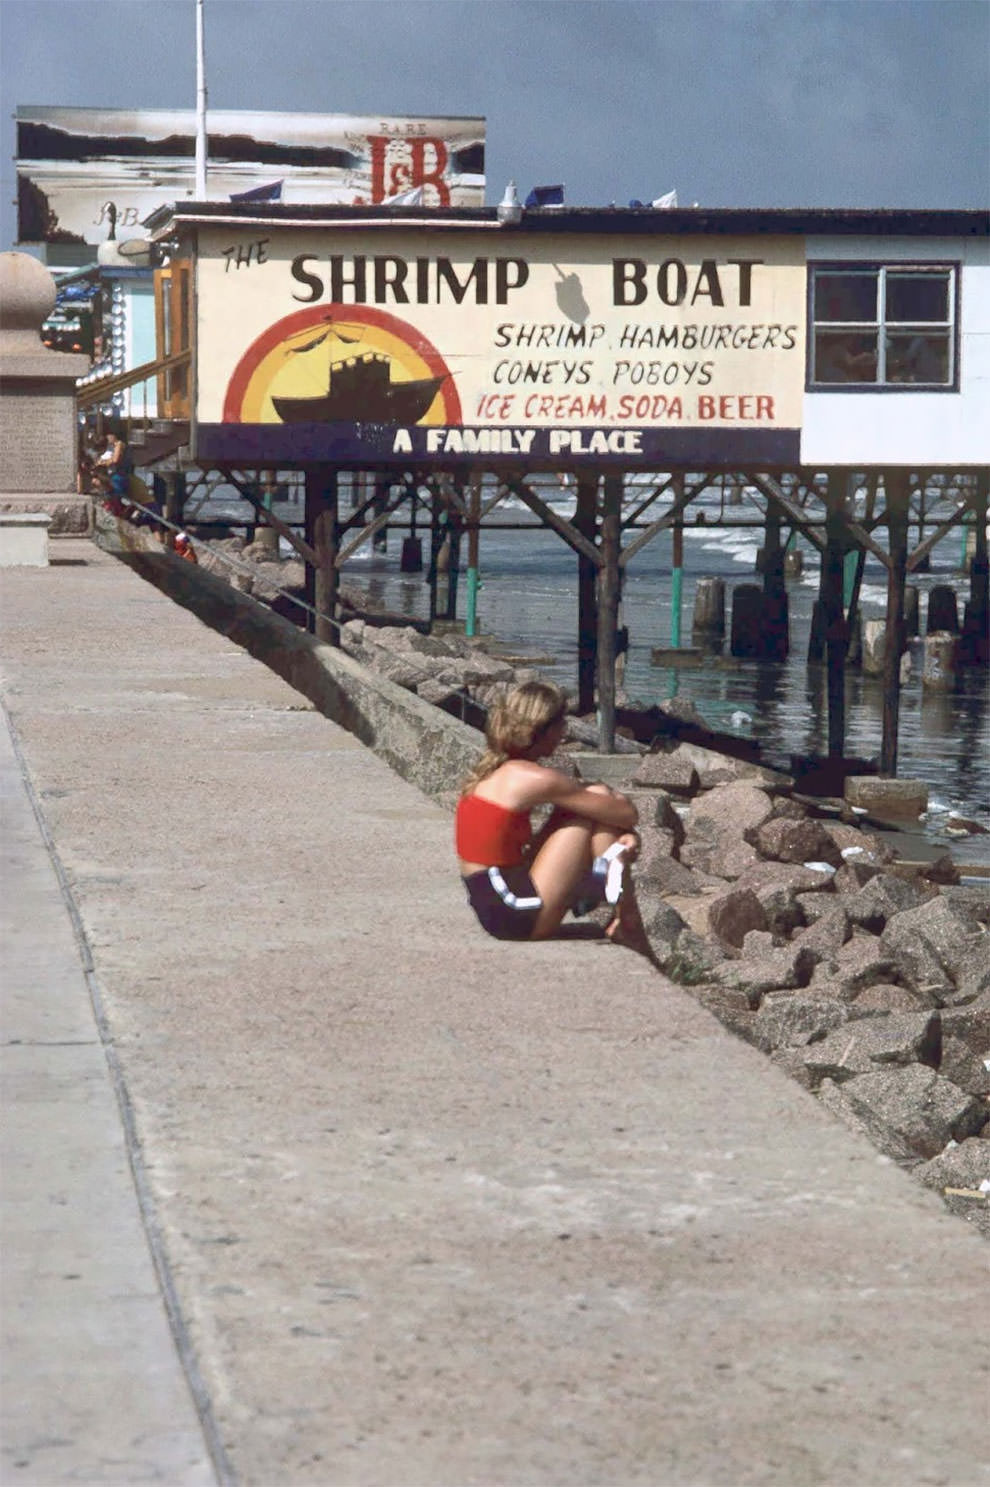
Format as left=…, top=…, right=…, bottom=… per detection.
left=465, top=475, right=481, bottom=637
left=822, top=471, right=850, bottom=759
left=596, top=475, right=622, bottom=752
left=575, top=474, right=598, bottom=715
left=880, top=470, right=910, bottom=776
left=306, top=468, right=339, bottom=644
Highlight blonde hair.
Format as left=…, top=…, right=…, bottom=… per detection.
left=462, top=680, right=567, bottom=793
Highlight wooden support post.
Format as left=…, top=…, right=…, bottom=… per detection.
left=881, top=469, right=910, bottom=776
left=465, top=475, right=481, bottom=637
left=163, top=470, right=185, bottom=551
left=670, top=472, right=684, bottom=648
left=306, top=468, right=339, bottom=644
left=373, top=476, right=389, bottom=552
left=443, top=500, right=463, bottom=622
left=761, top=499, right=789, bottom=659
left=597, top=474, right=622, bottom=753
left=427, top=485, right=441, bottom=622
left=961, top=469, right=989, bottom=665
left=823, top=470, right=850, bottom=759
left=574, top=474, right=599, bottom=715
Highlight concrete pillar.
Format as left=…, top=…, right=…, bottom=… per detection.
left=922, top=632, right=959, bottom=690
left=0, top=252, right=91, bottom=533
left=904, top=584, right=920, bottom=638
left=861, top=618, right=887, bottom=676
left=691, top=576, right=725, bottom=646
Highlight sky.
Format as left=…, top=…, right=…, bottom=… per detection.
left=1, top=0, right=988, bottom=251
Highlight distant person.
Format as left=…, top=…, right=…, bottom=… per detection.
left=98, top=427, right=134, bottom=504
left=455, top=680, right=650, bottom=952
left=174, top=532, right=198, bottom=563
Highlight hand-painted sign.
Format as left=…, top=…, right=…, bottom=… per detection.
left=195, top=226, right=806, bottom=467
left=16, top=108, right=484, bottom=248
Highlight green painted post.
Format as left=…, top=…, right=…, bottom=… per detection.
left=465, top=476, right=481, bottom=637
left=465, top=567, right=480, bottom=637
left=671, top=514, right=684, bottom=648
left=843, top=548, right=857, bottom=609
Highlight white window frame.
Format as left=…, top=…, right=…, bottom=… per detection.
left=808, top=262, right=958, bottom=391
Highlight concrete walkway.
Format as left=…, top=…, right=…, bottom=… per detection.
left=1, top=539, right=987, bottom=1487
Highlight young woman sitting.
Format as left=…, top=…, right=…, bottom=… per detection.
left=455, top=680, right=650, bottom=951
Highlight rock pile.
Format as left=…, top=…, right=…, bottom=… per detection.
left=605, top=748, right=989, bottom=1236
left=334, top=615, right=990, bottom=1236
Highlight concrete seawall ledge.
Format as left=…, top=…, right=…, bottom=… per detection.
left=2, top=538, right=988, bottom=1487
left=107, top=532, right=479, bottom=809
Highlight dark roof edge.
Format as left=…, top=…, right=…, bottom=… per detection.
left=145, top=201, right=990, bottom=237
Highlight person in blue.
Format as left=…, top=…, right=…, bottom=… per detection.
left=99, top=426, right=133, bottom=501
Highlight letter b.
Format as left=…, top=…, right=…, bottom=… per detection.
left=613, top=259, right=646, bottom=306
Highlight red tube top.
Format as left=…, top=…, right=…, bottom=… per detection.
left=455, top=793, right=532, bottom=867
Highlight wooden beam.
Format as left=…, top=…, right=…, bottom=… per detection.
left=747, top=473, right=827, bottom=553
left=222, top=469, right=319, bottom=568
left=619, top=474, right=710, bottom=567
left=906, top=501, right=973, bottom=573
left=336, top=488, right=409, bottom=564
left=504, top=478, right=602, bottom=567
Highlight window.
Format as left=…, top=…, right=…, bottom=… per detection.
left=809, top=264, right=956, bottom=389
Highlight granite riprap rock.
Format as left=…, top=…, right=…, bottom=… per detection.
left=661, top=741, right=789, bottom=791
left=939, top=1036, right=990, bottom=1098
left=726, top=865, right=833, bottom=939
left=823, top=820, right=897, bottom=866
left=808, top=932, right=905, bottom=1001
left=707, top=888, right=769, bottom=950
left=849, top=982, right=939, bottom=1016
left=842, top=873, right=936, bottom=932
left=818, top=1065, right=988, bottom=1161
left=679, top=780, right=774, bottom=878
left=639, top=901, right=725, bottom=984
left=881, top=897, right=988, bottom=1000
left=416, top=678, right=465, bottom=707
left=713, top=943, right=817, bottom=1008
left=939, top=992, right=990, bottom=1055
left=366, top=652, right=429, bottom=690
left=916, top=1137, right=990, bottom=1193
left=635, top=847, right=702, bottom=898
left=914, top=1139, right=990, bottom=1238
left=749, top=815, right=844, bottom=868
left=793, top=906, right=852, bottom=960
left=954, top=957, right=990, bottom=1005
left=833, top=859, right=883, bottom=891
left=798, top=1012, right=942, bottom=1085
left=632, top=790, right=686, bottom=848
left=631, top=749, right=700, bottom=794
left=752, top=992, right=850, bottom=1053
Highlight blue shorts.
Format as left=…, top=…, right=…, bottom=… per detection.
left=463, top=866, right=543, bottom=941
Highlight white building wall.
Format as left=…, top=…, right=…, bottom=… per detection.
left=800, top=235, right=990, bottom=467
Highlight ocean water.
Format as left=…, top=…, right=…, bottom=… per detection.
left=189, top=477, right=990, bottom=867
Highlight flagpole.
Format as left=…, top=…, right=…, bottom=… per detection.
left=195, top=0, right=208, bottom=197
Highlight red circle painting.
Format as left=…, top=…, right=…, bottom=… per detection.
left=222, top=304, right=462, bottom=425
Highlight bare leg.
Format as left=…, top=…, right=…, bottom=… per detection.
left=526, top=787, right=639, bottom=941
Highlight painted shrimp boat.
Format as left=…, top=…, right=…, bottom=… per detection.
left=272, top=351, right=445, bottom=424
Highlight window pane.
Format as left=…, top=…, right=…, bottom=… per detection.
left=814, top=271, right=878, bottom=323
left=813, top=330, right=879, bottom=383
left=886, top=272, right=950, bottom=323
left=885, top=331, right=951, bottom=384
